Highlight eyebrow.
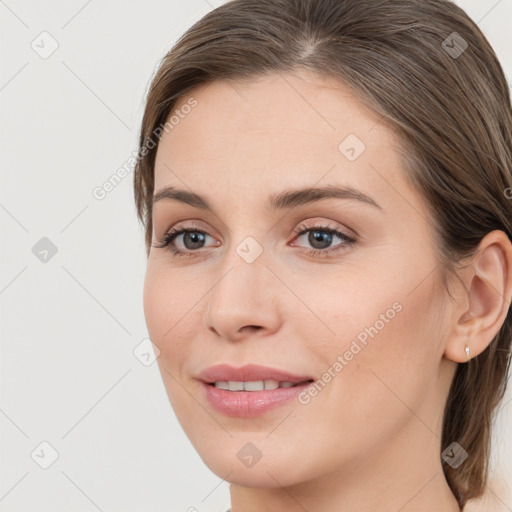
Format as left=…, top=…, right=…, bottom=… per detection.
left=152, top=184, right=382, bottom=211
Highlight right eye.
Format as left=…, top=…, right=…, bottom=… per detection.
left=153, top=224, right=219, bottom=256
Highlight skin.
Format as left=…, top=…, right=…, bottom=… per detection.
left=143, top=70, right=512, bottom=512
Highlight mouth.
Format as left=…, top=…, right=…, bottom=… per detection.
left=201, top=379, right=315, bottom=417
left=198, top=363, right=314, bottom=386
left=197, top=364, right=315, bottom=417
left=197, top=366, right=316, bottom=417
left=207, top=379, right=314, bottom=391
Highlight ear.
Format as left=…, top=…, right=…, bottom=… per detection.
left=444, top=230, right=512, bottom=363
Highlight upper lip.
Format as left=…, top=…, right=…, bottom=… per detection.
left=198, top=364, right=314, bottom=384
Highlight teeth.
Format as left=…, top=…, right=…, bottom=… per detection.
left=244, top=381, right=265, bottom=391
left=213, top=381, right=230, bottom=390
left=213, top=380, right=297, bottom=391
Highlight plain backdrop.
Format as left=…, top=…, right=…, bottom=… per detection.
left=1, top=1, right=511, bottom=511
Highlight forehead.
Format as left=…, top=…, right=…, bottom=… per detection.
left=153, top=72, right=407, bottom=206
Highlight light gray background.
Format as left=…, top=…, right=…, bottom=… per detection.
left=1, top=1, right=511, bottom=511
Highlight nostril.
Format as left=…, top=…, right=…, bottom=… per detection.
left=241, top=325, right=262, bottom=332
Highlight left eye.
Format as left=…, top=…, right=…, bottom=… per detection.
left=292, top=225, right=356, bottom=254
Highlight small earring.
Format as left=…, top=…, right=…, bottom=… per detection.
left=465, top=344, right=471, bottom=359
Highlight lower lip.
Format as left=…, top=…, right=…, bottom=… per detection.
left=202, top=381, right=312, bottom=417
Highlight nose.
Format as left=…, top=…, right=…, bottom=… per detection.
left=203, top=246, right=282, bottom=342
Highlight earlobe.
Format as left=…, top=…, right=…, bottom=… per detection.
left=444, top=230, right=512, bottom=363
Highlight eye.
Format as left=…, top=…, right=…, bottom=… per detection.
left=290, top=222, right=356, bottom=257
left=152, top=223, right=219, bottom=257
left=153, top=221, right=357, bottom=258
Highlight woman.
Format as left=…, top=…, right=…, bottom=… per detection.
left=133, top=0, right=512, bottom=510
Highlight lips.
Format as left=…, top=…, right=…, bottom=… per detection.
left=197, top=364, right=315, bottom=417
left=197, top=363, right=314, bottom=384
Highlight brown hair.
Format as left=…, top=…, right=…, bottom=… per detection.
left=133, top=0, right=512, bottom=507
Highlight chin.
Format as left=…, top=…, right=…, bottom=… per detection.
left=188, top=434, right=314, bottom=489
left=205, top=457, right=305, bottom=488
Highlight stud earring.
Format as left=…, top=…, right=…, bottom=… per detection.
left=465, top=344, right=470, bottom=359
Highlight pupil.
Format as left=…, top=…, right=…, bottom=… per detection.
left=184, top=232, right=205, bottom=250
left=309, top=230, right=332, bottom=249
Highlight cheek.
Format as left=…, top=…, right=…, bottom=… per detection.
left=143, top=262, right=207, bottom=423
left=295, top=262, right=445, bottom=427
left=142, top=262, right=201, bottom=369
left=281, top=264, right=405, bottom=365
left=313, top=251, right=443, bottom=359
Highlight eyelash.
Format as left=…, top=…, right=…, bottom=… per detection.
left=153, top=222, right=357, bottom=258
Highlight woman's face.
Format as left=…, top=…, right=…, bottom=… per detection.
left=144, top=71, right=457, bottom=488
